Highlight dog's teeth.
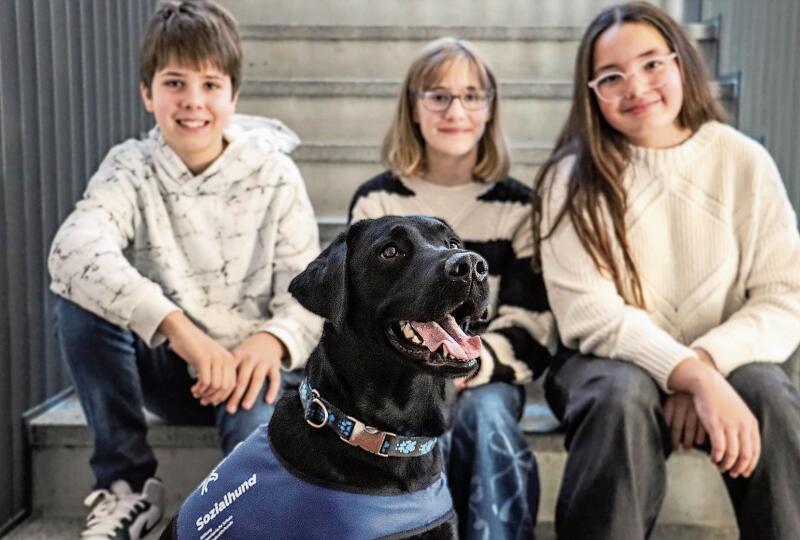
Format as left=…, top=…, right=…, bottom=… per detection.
left=402, top=323, right=415, bottom=339
left=411, top=335, right=422, bottom=344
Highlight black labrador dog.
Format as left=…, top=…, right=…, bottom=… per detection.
left=163, top=215, right=489, bottom=539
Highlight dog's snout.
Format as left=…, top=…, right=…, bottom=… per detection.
left=445, top=252, right=489, bottom=283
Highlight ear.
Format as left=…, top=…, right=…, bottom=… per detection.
left=140, top=82, right=154, bottom=112
left=289, top=231, right=348, bottom=329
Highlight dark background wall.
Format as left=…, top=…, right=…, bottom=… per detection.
left=0, top=0, right=155, bottom=532
left=695, top=0, right=800, bottom=383
left=695, top=0, right=800, bottom=210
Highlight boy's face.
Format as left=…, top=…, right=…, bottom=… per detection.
left=140, top=59, right=238, bottom=174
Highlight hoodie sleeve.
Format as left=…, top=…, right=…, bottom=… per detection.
left=257, top=153, right=323, bottom=370
left=48, top=141, right=180, bottom=346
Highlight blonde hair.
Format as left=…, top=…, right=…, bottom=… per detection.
left=382, top=37, right=510, bottom=183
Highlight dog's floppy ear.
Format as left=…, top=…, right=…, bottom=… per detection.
left=289, top=230, right=348, bottom=329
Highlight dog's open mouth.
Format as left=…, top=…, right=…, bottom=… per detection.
left=386, top=310, right=482, bottom=374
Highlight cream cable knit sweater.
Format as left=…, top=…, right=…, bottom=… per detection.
left=541, top=121, right=800, bottom=390
left=48, top=115, right=322, bottom=370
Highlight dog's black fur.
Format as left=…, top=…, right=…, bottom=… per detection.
left=163, top=216, right=489, bottom=539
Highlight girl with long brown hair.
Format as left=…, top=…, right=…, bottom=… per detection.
left=533, top=2, right=800, bottom=538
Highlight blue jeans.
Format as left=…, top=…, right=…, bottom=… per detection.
left=53, top=297, right=294, bottom=492
left=440, top=382, right=540, bottom=540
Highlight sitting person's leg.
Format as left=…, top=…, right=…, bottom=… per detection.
left=545, top=353, right=669, bottom=540
left=55, top=296, right=169, bottom=491
left=443, top=381, right=538, bottom=540
left=55, top=296, right=168, bottom=538
left=213, top=368, right=303, bottom=453
left=136, top=333, right=301, bottom=454
left=723, top=362, right=800, bottom=540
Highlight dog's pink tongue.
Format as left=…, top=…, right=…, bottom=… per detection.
left=410, top=315, right=482, bottom=360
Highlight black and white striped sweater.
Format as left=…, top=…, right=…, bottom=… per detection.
left=348, top=171, right=557, bottom=386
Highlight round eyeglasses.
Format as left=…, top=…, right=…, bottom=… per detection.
left=587, top=52, right=678, bottom=102
left=415, top=89, right=494, bottom=112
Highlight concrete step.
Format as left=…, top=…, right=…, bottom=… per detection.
left=317, top=215, right=347, bottom=245
left=219, top=0, right=683, bottom=27
left=238, top=79, right=737, bottom=146
left=27, top=395, right=223, bottom=519
left=3, top=517, right=738, bottom=539
left=27, top=393, right=737, bottom=535
left=293, top=144, right=548, bottom=216
left=240, top=23, right=718, bottom=81
left=4, top=517, right=737, bottom=540
left=4, top=518, right=165, bottom=540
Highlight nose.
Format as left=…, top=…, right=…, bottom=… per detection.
left=444, top=96, right=467, bottom=118
left=180, top=85, right=204, bottom=109
left=624, top=71, right=650, bottom=98
left=445, top=252, right=488, bottom=283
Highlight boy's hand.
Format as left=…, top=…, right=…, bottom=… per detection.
left=668, top=357, right=761, bottom=478
left=225, top=332, right=286, bottom=414
left=664, top=392, right=706, bottom=450
left=159, top=311, right=237, bottom=406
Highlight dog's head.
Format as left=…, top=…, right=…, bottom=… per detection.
left=290, top=216, right=490, bottom=377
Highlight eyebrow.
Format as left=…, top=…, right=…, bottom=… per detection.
left=594, top=48, right=664, bottom=73
left=158, top=71, right=225, bottom=80
left=429, top=84, right=482, bottom=91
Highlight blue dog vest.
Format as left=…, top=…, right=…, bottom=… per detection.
left=175, top=426, right=454, bottom=539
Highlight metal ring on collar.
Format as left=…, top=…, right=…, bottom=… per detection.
left=305, top=391, right=329, bottom=429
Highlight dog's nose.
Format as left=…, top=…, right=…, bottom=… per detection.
left=445, top=252, right=489, bottom=283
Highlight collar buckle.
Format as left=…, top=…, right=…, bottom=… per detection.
left=342, top=420, right=394, bottom=457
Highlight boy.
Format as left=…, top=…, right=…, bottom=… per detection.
left=47, top=2, right=321, bottom=538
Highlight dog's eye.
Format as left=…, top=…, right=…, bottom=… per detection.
left=381, top=245, right=400, bottom=259
left=448, top=240, right=460, bottom=249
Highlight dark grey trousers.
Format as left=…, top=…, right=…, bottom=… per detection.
left=544, top=353, right=800, bottom=540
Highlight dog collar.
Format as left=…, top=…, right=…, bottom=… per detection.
left=299, top=378, right=438, bottom=458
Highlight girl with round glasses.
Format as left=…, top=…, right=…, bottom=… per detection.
left=533, top=2, right=800, bottom=538
left=349, top=37, right=556, bottom=540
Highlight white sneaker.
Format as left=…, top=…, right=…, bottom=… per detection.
left=81, top=478, right=165, bottom=539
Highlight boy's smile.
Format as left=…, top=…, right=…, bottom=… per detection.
left=140, top=60, right=238, bottom=174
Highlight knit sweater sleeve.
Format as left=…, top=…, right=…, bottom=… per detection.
left=258, top=153, right=324, bottom=370
left=540, top=158, right=695, bottom=391
left=467, top=205, right=558, bottom=388
left=48, top=141, right=180, bottom=347
left=691, top=146, right=800, bottom=374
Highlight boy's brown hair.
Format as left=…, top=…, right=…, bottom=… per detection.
left=140, top=0, right=242, bottom=95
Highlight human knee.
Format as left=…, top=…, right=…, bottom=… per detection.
left=54, top=296, right=124, bottom=345
left=218, top=402, right=274, bottom=453
left=456, top=382, right=521, bottom=429
left=578, top=362, right=661, bottom=423
left=728, top=363, right=800, bottom=428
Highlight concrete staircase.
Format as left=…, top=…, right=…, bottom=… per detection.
left=11, top=1, right=742, bottom=538
left=15, top=392, right=738, bottom=539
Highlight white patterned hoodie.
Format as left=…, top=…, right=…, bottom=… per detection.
left=48, top=115, right=322, bottom=370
